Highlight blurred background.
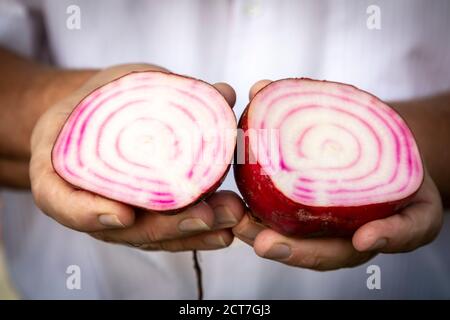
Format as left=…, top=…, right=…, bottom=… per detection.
left=0, top=241, right=18, bottom=299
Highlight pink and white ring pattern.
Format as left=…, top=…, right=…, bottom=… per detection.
left=52, top=71, right=236, bottom=211
left=248, top=79, right=423, bottom=207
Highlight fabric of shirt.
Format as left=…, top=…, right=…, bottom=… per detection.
left=1, top=0, right=450, bottom=299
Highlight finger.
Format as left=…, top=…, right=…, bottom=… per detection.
left=118, top=229, right=234, bottom=252
left=213, top=82, right=236, bottom=108
left=90, top=201, right=217, bottom=245
left=0, top=159, right=30, bottom=188
left=353, top=174, right=443, bottom=253
left=253, top=229, right=374, bottom=271
left=232, top=213, right=266, bottom=245
left=30, top=169, right=135, bottom=232
left=206, top=190, right=246, bottom=229
left=249, top=80, right=272, bottom=100
left=95, top=191, right=245, bottom=245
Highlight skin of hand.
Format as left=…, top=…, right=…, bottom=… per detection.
left=30, top=64, right=245, bottom=252
left=232, top=80, right=444, bottom=271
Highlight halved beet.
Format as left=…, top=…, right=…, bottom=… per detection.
left=234, top=78, right=424, bottom=237
left=52, top=71, right=237, bottom=212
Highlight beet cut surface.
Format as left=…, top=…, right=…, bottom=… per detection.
left=234, top=79, right=423, bottom=237
left=53, top=71, right=237, bottom=212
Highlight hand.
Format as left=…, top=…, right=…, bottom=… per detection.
left=30, top=64, right=245, bottom=251
left=232, top=80, right=444, bottom=271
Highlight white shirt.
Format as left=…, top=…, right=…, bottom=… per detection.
left=1, top=0, right=450, bottom=299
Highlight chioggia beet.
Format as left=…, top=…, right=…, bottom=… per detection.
left=52, top=71, right=237, bottom=212
left=234, top=78, right=424, bottom=237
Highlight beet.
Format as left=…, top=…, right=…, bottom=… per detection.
left=52, top=71, right=237, bottom=212
left=234, top=78, right=424, bottom=237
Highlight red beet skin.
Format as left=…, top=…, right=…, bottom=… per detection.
left=234, top=79, right=424, bottom=237
left=52, top=71, right=237, bottom=213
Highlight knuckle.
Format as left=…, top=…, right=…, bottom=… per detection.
left=158, top=241, right=181, bottom=252
left=223, top=236, right=234, bottom=248
left=220, top=232, right=234, bottom=247
left=401, top=213, right=417, bottom=233
left=61, top=210, right=87, bottom=231
left=298, top=249, right=324, bottom=270
left=142, top=224, right=159, bottom=243
left=159, top=241, right=174, bottom=252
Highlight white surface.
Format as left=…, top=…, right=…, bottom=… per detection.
left=1, top=0, right=450, bottom=299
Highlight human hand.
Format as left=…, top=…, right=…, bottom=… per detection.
left=30, top=64, right=245, bottom=251
left=232, top=80, right=444, bottom=270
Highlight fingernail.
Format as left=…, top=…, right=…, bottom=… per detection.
left=369, top=238, right=388, bottom=251
left=178, top=218, right=210, bottom=233
left=263, top=243, right=291, bottom=260
left=98, top=215, right=125, bottom=228
left=213, top=206, right=237, bottom=227
left=203, top=234, right=227, bottom=248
